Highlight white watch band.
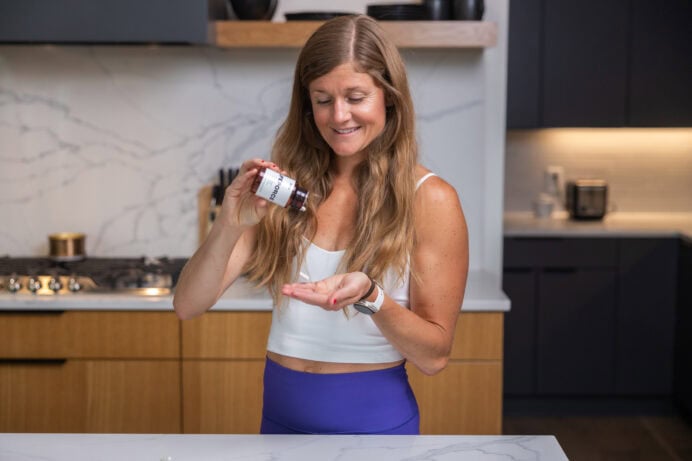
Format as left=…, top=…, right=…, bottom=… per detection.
left=353, top=279, right=384, bottom=315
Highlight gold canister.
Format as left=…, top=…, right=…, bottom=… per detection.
left=49, top=232, right=86, bottom=262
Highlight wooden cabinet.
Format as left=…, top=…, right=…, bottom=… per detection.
left=408, top=312, right=503, bottom=435
left=181, top=311, right=504, bottom=435
left=503, top=236, right=678, bottom=397
left=181, top=312, right=271, bottom=434
left=0, top=312, right=181, bottom=433
left=507, top=0, right=692, bottom=127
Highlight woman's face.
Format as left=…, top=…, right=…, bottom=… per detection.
left=308, top=62, right=387, bottom=160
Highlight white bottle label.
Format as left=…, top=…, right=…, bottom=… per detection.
left=255, top=169, right=295, bottom=207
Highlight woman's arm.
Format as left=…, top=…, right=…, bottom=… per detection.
left=281, top=176, right=469, bottom=375
left=173, top=159, right=272, bottom=320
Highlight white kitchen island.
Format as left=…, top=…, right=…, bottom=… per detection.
left=0, top=433, right=568, bottom=461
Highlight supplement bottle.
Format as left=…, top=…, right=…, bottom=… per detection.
left=251, top=167, right=308, bottom=212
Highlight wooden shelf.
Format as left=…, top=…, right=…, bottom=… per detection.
left=212, top=20, right=497, bottom=49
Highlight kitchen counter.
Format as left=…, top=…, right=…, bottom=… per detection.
left=0, top=270, right=510, bottom=312
left=505, top=211, right=692, bottom=240
left=0, top=433, right=568, bottom=461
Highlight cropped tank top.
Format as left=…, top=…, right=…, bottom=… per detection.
left=265, top=172, right=437, bottom=363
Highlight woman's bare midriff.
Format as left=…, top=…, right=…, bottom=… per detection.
left=266, top=351, right=404, bottom=374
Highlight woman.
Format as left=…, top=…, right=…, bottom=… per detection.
left=173, top=14, right=468, bottom=435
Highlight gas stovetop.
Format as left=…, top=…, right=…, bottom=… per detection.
left=0, top=256, right=187, bottom=296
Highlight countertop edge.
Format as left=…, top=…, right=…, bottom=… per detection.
left=504, top=211, right=692, bottom=239
left=0, top=270, right=510, bottom=312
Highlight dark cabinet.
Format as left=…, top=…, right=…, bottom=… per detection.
left=675, top=238, right=692, bottom=417
left=542, top=0, right=628, bottom=127
left=538, top=268, right=617, bottom=394
left=506, top=0, right=542, bottom=128
left=503, top=269, right=537, bottom=394
left=507, top=0, right=692, bottom=127
left=616, top=239, right=678, bottom=394
left=629, top=0, right=692, bottom=126
left=0, top=0, right=207, bottom=44
left=503, top=236, right=678, bottom=397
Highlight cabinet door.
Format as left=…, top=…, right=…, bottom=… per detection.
left=675, top=239, right=692, bottom=413
left=629, top=0, right=692, bottom=126
left=506, top=0, right=542, bottom=128
left=408, top=362, right=502, bottom=435
left=0, top=360, right=180, bottom=433
left=617, top=238, right=677, bottom=394
left=537, top=268, right=617, bottom=394
left=181, top=311, right=269, bottom=434
left=182, top=360, right=265, bottom=434
left=0, top=311, right=179, bottom=359
left=503, top=269, right=537, bottom=395
left=542, top=0, right=628, bottom=126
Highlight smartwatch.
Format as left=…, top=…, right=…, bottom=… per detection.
left=353, top=278, right=384, bottom=315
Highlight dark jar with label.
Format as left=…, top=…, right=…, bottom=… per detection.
left=250, top=167, right=308, bottom=212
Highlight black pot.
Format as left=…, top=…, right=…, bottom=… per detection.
left=425, top=0, right=452, bottom=20
left=227, top=0, right=277, bottom=20
left=452, top=0, right=484, bottom=20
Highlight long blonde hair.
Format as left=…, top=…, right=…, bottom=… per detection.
left=243, top=15, right=418, bottom=304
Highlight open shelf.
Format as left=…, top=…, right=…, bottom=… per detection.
left=212, top=20, right=497, bottom=48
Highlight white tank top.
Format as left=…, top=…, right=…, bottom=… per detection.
left=265, top=172, right=437, bottom=363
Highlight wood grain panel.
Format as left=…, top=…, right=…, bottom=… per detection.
left=0, top=360, right=180, bottom=433
left=0, top=312, right=180, bottom=359
left=408, top=361, right=503, bottom=435
left=451, top=312, right=504, bottom=360
left=213, top=21, right=498, bottom=48
left=0, top=360, right=85, bottom=432
left=84, top=360, right=181, bottom=433
left=181, top=312, right=272, bottom=359
left=182, top=360, right=265, bottom=434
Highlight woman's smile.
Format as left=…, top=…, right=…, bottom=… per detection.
left=309, top=62, right=386, bottom=159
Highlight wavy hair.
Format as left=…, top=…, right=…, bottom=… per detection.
left=243, top=15, right=418, bottom=305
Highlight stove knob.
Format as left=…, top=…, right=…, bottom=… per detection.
left=7, top=277, right=22, bottom=293
left=28, top=277, right=42, bottom=293
left=68, top=277, right=81, bottom=292
left=48, top=277, right=63, bottom=293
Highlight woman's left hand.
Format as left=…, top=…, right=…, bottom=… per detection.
left=281, top=272, right=371, bottom=311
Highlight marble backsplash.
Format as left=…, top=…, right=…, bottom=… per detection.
left=0, top=46, right=488, bottom=259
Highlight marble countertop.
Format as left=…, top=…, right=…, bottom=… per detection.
left=0, top=433, right=568, bottom=461
left=0, top=270, right=510, bottom=313
left=505, top=211, right=692, bottom=240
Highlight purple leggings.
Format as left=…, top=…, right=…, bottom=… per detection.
left=260, top=357, right=420, bottom=434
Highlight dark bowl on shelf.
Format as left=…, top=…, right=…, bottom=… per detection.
left=366, top=3, right=428, bottom=20
left=227, top=0, right=277, bottom=20
left=285, top=11, right=356, bottom=21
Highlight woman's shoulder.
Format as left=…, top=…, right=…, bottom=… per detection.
left=414, top=166, right=459, bottom=205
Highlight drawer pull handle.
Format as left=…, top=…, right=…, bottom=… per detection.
left=0, top=359, right=67, bottom=366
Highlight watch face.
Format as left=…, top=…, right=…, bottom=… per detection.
left=353, top=302, right=376, bottom=315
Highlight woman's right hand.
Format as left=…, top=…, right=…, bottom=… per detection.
left=217, top=159, right=279, bottom=228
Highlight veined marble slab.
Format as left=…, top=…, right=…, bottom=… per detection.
left=0, top=433, right=568, bottom=461
left=0, top=270, right=510, bottom=312
left=0, top=45, right=488, bottom=269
